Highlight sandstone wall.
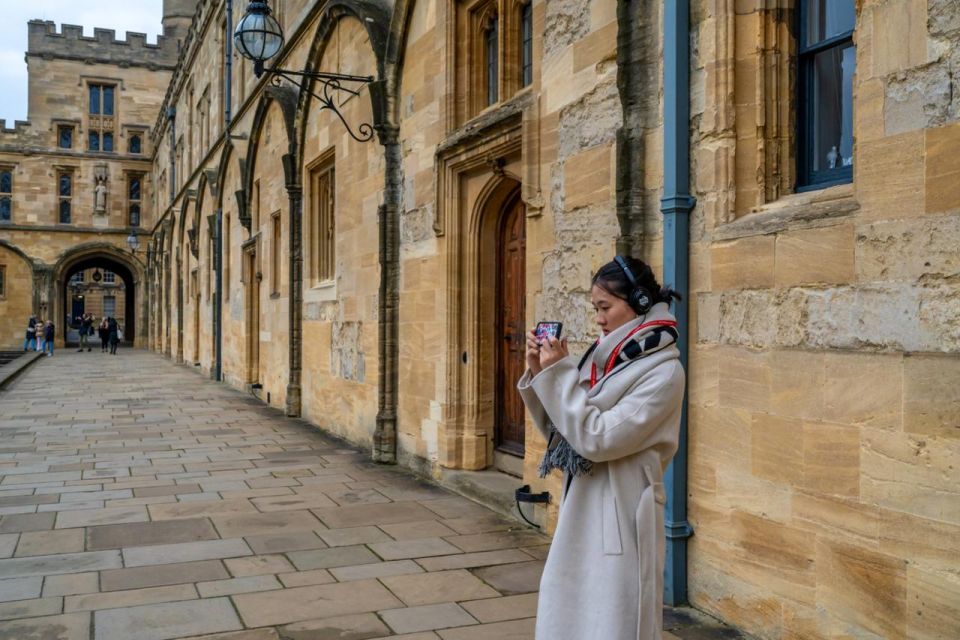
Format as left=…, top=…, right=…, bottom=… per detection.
left=0, top=245, right=33, bottom=347
left=686, top=1, right=960, bottom=638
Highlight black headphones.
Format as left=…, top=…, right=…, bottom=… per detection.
left=614, top=255, right=653, bottom=316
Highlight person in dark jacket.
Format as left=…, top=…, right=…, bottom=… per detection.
left=23, top=315, right=36, bottom=351
left=107, top=316, right=120, bottom=355
left=43, top=321, right=55, bottom=357
left=77, top=314, right=94, bottom=352
left=98, top=318, right=110, bottom=352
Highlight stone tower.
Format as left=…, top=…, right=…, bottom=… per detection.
left=162, top=0, right=199, bottom=41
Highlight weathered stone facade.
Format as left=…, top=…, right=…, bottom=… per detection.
left=0, top=17, right=179, bottom=347
left=2, top=0, right=958, bottom=638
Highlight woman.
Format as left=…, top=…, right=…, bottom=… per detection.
left=33, top=320, right=44, bottom=352
left=98, top=318, right=110, bottom=352
left=43, top=321, right=55, bottom=357
left=517, top=256, right=685, bottom=640
left=107, top=316, right=120, bottom=355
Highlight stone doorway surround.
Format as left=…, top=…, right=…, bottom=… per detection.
left=434, top=96, right=543, bottom=472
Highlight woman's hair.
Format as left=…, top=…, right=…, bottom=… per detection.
left=591, top=256, right=681, bottom=307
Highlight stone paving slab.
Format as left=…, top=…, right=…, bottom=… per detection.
left=0, top=349, right=733, bottom=640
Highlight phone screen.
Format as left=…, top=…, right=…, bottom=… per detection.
left=535, top=322, right=562, bottom=342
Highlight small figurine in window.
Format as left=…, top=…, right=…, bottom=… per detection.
left=827, top=145, right=839, bottom=169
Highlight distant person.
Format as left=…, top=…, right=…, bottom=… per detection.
left=43, top=321, right=55, bottom=357
left=33, top=320, right=44, bottom=352
left=108, top=316, right=120, bottom=355
left=23, top=315, right=37, bottom=351
left=77, top=313, right=94, bottom=352
left=98, top=318, right=110, bottom=353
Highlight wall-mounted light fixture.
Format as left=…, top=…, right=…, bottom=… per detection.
left=234, top=1, right=375, bottom=142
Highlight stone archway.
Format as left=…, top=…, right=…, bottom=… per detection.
left=52, top=244, right=144, bottom=348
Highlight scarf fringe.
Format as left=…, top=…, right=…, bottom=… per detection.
left=538, top=426, right=594, bottom=478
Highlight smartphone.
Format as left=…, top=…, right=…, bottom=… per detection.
left=535, top=322, right=563, bottom=343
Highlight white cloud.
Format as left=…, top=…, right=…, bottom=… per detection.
left=0, top=1, right=165, bottom=122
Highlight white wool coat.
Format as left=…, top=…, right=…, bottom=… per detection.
left=517, top=307, right=685, bottom=640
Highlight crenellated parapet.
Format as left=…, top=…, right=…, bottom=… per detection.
left=27, top=20, right=180, bottom=70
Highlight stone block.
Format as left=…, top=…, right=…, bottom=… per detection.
left=15, top=529, right=84, bottom=557
left=750, top=414, right=802, bottom=487
left=122, top=538, right=252, bottom=567
left=861, top=428, right=960, bottom=524
left=905, top=564, right=960, bottom=640
left=460, top=593, right=538, bottom=623
left=770, top=349, right=825, bottom=420
left=329, top=559, right=423, bottom=583
left=416, top=549, right=533, bottom=572
left=87, top=518, right=220, bottom=551
left=0, top=550, right=121, bottom=579
left=791, top=493, right=879, bottom=546
left=101, top=560, right=229, bottom=592
left=224, top=554, right=294, bottom=577
left=563, top=144, right=612, bottom=211
left=42, top=572, right=99, bottom=597
left=710, top=235, right=775, bottom=290
left=774, top=224, right=855, bottom=287
left=232, top=580, right=402, bottom=628
left=0, top=576, right=42, bottom=602
left=65, top=584, right=197, bottom=612
left=870, top=0, right=928, bottom=76
left=470, top=561, right=544, bottom=595
left=279, top=613, right=390, bottom=640
left=0, top=612, right=89, bottom=640
left=93, top=597, right=242, bottom=640
left=800, top=421, right=860, bottom=498
left=903, top=354, right=960, bottom=439
left=437, top=618, right=537, bottom=639
left=311, top=502, right=440, bottom=529
left=209, top=510, right=322, bottom=538
left=379, top=602, right=477, bottom=635
left=0, top=596, right=63, bottom=621
left=277, top=569, right=335, bottom=588
left=823, top=352, right=902, bottom=429
left=380, top=569, right=499, bottom=606
left=856, top=78, right=886, bottom=143
left=287, top=545, right=380, bottom=571
left=879, top=509, right=960, bottom=570
left=815, top=539, right=907, bottom=639
left=718, top=347, right=770, bottom=412
left=925, top=122, right=960, bottom=214
left=857, top=131, right=925, bottom=220
left=196, top=575, right=281, bottom=598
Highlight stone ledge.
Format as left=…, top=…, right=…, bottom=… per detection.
left=0, top=351, right=44, bottom=390
left=438, top=467, right=542, bottom=528
left=713, top=184, right=859, bottom=241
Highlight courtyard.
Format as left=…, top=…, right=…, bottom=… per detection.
left=0, top=350, right=551, bottom=640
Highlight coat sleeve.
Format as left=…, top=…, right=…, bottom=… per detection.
left=517, top=369, right=553, bottom=441
left=530, top=358, right=684, bottom=462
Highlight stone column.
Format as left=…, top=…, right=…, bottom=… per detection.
left=283, top=153, right=303, bottom=417
left=373, top=124, right=401, bottom=464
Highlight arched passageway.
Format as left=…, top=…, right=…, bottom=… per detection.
left=54, top=250, right=141, bottom=346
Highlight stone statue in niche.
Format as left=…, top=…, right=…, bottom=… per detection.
left=94, top=163, right=108, bottom=215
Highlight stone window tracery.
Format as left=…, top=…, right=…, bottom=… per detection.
left=128, top=175, right=142, bottom=227
left=58, top=126, right=74, bottom=150
left=520, top=1, right=532, bottom=88
left=88, top=84, right=116, bottom=153
left=57, top=170, right=73, bottom=224
left=0, top=168, right=12, bottom=223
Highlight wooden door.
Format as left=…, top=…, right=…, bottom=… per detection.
left=495, top=195, right=526, bottom=456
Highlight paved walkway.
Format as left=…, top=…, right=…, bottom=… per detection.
left=0, top=350, right=550, bottom=640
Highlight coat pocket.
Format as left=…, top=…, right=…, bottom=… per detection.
left=602, top=495, right=623, bottom=555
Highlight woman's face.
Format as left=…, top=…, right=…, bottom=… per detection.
left=591, top=284, right=638, bottom=336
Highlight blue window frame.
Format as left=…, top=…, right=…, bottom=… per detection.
left=0, top=169, right=11, bottom=222
left=797, top=0, right=855, bottom=191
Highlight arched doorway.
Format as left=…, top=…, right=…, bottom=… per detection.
left=494, top=190, right=526, bottom=458
left=53, top=246, right=141, bottom=347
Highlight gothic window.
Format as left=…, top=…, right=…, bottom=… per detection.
left=88, top=84, right=116, bottom=152
left=271, top=211, right=281, bottom=295
left=485, top=14, right=499, bottom=106
left=128, top=175, right=142, bottom=227
left=308, top=156, right=335, bottom=284
left=129, top=134, right=142, bottom=154
left=0, top=168, right=12, bottom=222
left=58, top=171, right=73, bottom=223
left=58, top=126, right=74, bottom=149
left=520, top=2, right=533, bottom=88
left=798, top=0, right=855, bottom=190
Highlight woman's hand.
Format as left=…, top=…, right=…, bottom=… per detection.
left=525, top=330, right=542, bottom=376
left=539, top=336, right=569, bottom=369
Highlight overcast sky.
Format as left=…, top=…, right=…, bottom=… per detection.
left=0, top=1, right=164, bottom=124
